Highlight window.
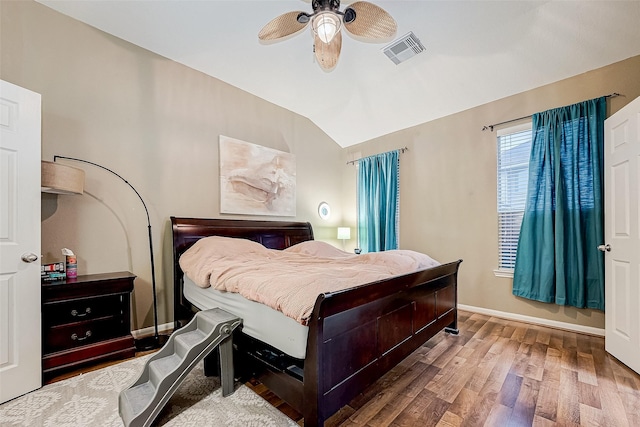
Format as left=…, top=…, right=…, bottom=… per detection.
left=496, top=123, right=532, bottom=275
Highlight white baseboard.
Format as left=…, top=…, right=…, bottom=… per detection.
left=458, top=304, right=605, bottom=337
left=132, top=322, right=174, bottom=339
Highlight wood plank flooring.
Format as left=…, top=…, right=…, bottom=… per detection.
left=247, top=310, right=640, bottom=426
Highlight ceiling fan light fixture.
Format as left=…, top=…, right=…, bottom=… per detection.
left=259, top=1, right=396, bottom=71
left=312, top=12, right=341, bottom=43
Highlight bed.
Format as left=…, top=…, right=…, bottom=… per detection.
left=171, top=216, right=462, bottom=427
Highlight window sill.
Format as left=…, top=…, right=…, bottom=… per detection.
left=493, top=268, right=514, bottom=278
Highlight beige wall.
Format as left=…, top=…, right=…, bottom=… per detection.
left=1, top=1, right=345, bottom=330
left=344, top=55, right=640, bottom=330
left=3, top=1, right=639, bottom=332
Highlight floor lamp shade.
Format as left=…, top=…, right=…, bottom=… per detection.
left=41, top=161, right=84, bottom=195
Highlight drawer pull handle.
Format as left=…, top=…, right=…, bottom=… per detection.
left=71, top=330, right=92, bottom=341
left=71, top=307, right=92, bottom=317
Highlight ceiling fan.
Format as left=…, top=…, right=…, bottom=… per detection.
left=258, top=0, right=397, bottom=72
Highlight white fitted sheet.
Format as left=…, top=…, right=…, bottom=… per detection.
left=183, top=275, right=309, bottom=359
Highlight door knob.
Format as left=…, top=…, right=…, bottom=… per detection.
left=21, top=253, right=39, bottom=263
left=597, top=244, right=611, bottom=252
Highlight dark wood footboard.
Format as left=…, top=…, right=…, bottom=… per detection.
left=303, top=260, right=461, bottom=426
left=170, top=217, right=461, bottom=427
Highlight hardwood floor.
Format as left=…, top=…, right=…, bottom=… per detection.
left=48, top=310, right=640, bottom=426
left=247, top=310, right=640, bottom=427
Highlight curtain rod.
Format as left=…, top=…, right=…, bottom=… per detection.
left=347, top=147, right=408, bottom=165
left=481, top=93, right=621, bottom=132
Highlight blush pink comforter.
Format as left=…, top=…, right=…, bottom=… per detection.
left=179, top=237, right=440, bottom=325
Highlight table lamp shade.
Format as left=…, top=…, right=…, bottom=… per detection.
left=337, top=227, right=351, bottom=240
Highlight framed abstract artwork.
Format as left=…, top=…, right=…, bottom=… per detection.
left=219, top=135, right=296, bottom=216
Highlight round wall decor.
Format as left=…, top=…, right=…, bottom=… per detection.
left=318, top=202, right=331, bottom=220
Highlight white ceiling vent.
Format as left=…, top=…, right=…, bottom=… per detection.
left=382, top=32, right=425, bottom=65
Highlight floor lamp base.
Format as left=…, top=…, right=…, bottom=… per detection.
left=135, top=333, right=170, bottom=352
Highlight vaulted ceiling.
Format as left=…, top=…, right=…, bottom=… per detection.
left=36, top=1, right=640, bottom=147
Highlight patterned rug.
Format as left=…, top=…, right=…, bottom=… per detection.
left=0, top=355, right=297, bottom=426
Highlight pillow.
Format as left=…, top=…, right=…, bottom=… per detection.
left=179, top=236, right=270, bottom=287
left=184, top=235, right=267, bottom=257
left=284, top=240, right=351, bottom=258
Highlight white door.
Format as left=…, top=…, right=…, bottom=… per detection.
left=604, top=96, right=640, bottom=375
left=0, top=80, right=42, bottom=403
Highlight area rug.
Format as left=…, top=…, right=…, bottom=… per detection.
left=0, top=355, right=298, bottom=426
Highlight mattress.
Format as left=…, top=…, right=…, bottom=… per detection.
left=183, top=274, right=309, bottom=359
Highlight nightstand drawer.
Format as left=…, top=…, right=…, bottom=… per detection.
left=44, top=316, right=127, bottom=353
left=43, top=294, right=125, bottom=326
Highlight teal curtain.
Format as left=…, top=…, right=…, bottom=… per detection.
left=512, top=97, right=606, bottom=310
left=357, top=150, right=399, bottom=253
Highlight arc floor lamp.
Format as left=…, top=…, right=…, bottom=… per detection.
left=45, top=156, right=168, bottom=351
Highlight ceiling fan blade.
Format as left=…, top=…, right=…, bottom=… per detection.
left=314, top=31, right=342, bottom=72
left=258, top=11, right=309, bottom=41
left=343, top=1, right=397, bottom=40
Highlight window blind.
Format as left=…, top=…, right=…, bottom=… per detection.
left=497, top=125, right=532, bottom=270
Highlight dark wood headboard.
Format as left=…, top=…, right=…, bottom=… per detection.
left=170, top=217, right=314, bottom=327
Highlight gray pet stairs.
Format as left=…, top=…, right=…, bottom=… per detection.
left=118, top=308, right=242, bottom=427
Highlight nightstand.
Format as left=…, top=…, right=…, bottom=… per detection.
left=41, top=271, right=136, bottom=380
